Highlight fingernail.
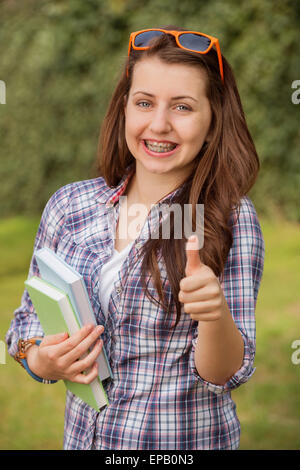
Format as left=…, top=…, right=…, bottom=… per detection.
left=186, top=235, right=199, bottom=250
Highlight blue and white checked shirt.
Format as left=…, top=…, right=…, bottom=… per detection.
left=6, top=163, right=265, bottom=450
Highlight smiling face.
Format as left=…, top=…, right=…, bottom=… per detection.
left=124, top=56, right=212, bottom=181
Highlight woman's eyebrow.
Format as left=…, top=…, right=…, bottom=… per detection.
left=132, top=91, right=198, bottom=102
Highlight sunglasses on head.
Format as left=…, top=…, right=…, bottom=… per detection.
left=127, top=28, right=224, bottom=83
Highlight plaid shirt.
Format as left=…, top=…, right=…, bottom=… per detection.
left=6, top=163, right=265, bottom=450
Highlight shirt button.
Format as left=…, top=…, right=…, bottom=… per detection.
left=116, top=286, right=122, bottom=295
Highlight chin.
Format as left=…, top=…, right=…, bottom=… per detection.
left=140, top=159, right=174, bottom=174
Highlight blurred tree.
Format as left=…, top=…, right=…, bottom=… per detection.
left=0, top=0, right=299, bottom=219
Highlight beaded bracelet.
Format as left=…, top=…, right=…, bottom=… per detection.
left=14, top=338, right=58, bottom=384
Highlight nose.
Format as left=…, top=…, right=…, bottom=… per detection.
left=148, top=107, right=172, bottom=135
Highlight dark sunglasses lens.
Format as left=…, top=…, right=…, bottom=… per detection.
left=179, top=33, right=211, bottom=52
left=134, top=31, right=165, bottom=47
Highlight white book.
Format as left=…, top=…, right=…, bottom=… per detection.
left=34, top=247, right=113, bottom=381
left=25, top=276, right=109, bottom=411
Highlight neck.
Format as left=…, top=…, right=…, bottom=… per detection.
left=127, top=161, right=192, bottom=209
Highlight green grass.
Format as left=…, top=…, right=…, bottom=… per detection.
left=0, top=215, right=299, bottom=449
left=0, top=217, right=66, bottom=450
left=233, top=217, right=300, bottom=450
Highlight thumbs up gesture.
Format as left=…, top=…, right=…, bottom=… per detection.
left=179, top=235, right=224, bottom=322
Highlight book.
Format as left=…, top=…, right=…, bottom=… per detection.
left=25, top=276, right=109, bottom=411
left=34, top=247, right=113, bottom=381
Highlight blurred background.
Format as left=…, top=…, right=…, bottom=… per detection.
left=0, top=0, right=299, bottom=450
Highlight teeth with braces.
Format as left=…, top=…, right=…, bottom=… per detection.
left=145, top=141, right=177, bottom=152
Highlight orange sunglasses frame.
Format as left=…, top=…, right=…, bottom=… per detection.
left=127, top=28, right=224, bottom=83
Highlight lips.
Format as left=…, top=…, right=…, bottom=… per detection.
left=144, top=139, right=178, bottom=145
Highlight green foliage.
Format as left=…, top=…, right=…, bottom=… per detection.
left=0, top=216, right=39, bottom=276
left=0, top=0, right=299, bottom=219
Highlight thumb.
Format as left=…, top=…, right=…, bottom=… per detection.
left=41, top=331, right=69, bottom=347
left=185, top=235, right=203, bottom=277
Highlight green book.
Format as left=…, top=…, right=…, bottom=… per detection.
left=25, top=276, right=109, bottom=411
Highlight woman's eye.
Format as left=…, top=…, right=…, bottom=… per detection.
left=137, top=101, right=150, bottom=108
left=176, top=104, right=190, bottom=111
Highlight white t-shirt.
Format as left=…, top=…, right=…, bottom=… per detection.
left=99, top=241, right=134, bottom=318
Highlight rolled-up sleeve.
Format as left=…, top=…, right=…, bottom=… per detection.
left=5, top=186, right=70, bottom=357
left=189, top=196, right=265, bottom=394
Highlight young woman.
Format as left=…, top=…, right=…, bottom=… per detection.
left=6, top=26, right=265, bottom=450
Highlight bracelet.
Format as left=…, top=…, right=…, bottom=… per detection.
left=14, top=338, right=58, bottom=384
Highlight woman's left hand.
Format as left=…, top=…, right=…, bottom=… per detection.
left=178, top=235, right=225, bottom=322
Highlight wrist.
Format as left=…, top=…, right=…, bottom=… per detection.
left=26, top=344, right=41, bottom=376
left=14, top=338, right=57, bottom=384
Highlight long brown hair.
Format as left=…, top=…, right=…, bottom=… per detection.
left=97, top=26, right=260, bottom=328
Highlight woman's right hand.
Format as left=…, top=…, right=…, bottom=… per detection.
left=26, top=324, right=104, bottom=384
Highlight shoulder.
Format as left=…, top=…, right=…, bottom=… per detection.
left=44, top=176, right=108, bottom=215
left=229, top=195, right=259, bottom=223
left=51, top=176, right=108, bottom=204
left=39, top=177, right=109, bottom=240
left=229, top=196, right=263, bottom=242
left=227, top=196, right=265, bottom=267
left=222, top=196, right=265, bottom=290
